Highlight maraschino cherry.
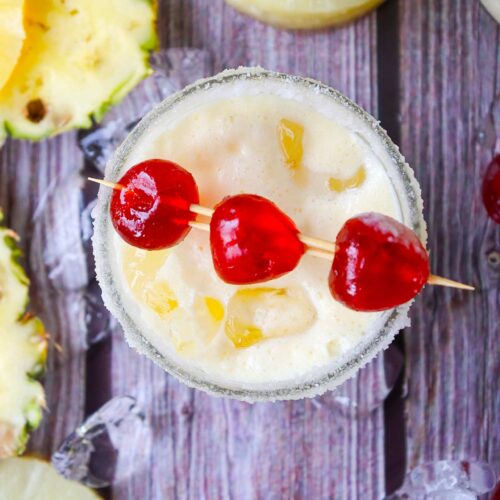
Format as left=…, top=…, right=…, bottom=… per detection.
left=482, top=154, right=500, bottom=224
left=210, top=194, right=305, bottom=284
left=110, top=159, right=199, bottom=250
left=329, top=213, right=430, bottom=312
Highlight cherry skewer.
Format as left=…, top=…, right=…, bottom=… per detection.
left=89, top=177, right=474, bottom=291
left=188, top=203, right=336, bottom=253
left=88, top=177, right=336, bottom=254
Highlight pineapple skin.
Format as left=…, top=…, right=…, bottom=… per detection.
left=0, top=210, right=47, bottom=458
left=0, top=0, right=158, bottom=140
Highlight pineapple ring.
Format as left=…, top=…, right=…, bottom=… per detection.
left=0, top=0, right=157, bottom=139
left=0, top=0, right=25, bottom=91
left=225, top=0, right=385, bottom=29
left=0, top=457, right=100, bottom=499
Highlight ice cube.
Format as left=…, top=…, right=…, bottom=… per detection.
left=51, top=396, right=148, bottom=488
left=387, top=460, right=497, bottom=499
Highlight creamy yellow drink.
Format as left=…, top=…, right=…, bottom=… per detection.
left=94, top=68, right=424, bottom=400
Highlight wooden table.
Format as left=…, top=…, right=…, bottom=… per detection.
left=0, top=1, right=498, bottom=498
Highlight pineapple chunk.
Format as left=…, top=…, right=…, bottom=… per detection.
left=194, top=296, right=225, bottom=339
left=279, top=118, right=304, bottom=170
left=122, top=245, right=178, bottom=318
left=0, top=0, right=25, bottom=91
left=0, top=210, right=47, bottom=458
left=225, top=0, right=385, bottom=29
left=204, top=297, right=225, bottom=322
left=329, top=166, right=366, bottom=192
left=0, top=0, right=157, bottom=139
left=225, top=287, right=316, bottom=349
left=141, top=282, right=178, bottom=319
left=0, top=457, right=99, bottom=499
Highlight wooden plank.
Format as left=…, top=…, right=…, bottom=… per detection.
left=0, top=134, right=87, bottom=455
left=109, top=1, right=387, bottom=499
left=399, top=0, right=500, bottom=470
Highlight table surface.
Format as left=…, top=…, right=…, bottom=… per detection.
left=0, top=1, right=498, bottom=498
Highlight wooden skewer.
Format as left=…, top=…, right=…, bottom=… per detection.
left=190, top=204, right=214, bottom=217
left=188, top=220, right=210, bottom=231
left=188, top=219, right=333, bottom=259
left=299, top=234, right=336, bottom=253
left=88, top=177, right=124, bottom=191
left=427, top=274, right=475, bottom=291
left=89, top=177, right=474, bottom=291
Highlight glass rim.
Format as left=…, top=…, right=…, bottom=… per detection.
left=93, top=67, right=425, bottom=402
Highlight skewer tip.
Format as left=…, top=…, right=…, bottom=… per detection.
left=427, top=274, right=475, bottom=291
left=88, top=177, right=123, bottom=191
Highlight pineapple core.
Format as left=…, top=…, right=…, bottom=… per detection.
left=122, top=245, right=178, bottom=318
left=225, top=287, right=316, bottom=349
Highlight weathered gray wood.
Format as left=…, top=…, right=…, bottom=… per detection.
left=1, top=0, right=498, bottom=498
left=399, top=0, right=500, bottom=470
left=0, top=134, right=87, bottom=455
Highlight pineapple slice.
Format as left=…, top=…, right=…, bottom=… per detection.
left=481, top=0, right=500, bottom=23
left=225, top=0, right=385, bottom=29
left=225, top=287, right=316, bottom=349
left=0, top=0, right=157, bottom=139
left=0, top=210, right=47, bottom=458
left=0, top=0, right=25, bottom=91
left=0, top=457, right=100, bottom=499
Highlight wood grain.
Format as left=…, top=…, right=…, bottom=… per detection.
left=0, top=0, right=498, bottom=499
left=399, top=0, right=500, bottom=470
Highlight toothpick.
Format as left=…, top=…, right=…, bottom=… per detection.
left=427, top=274, right=475, bottom=291
left=88, top=177, right=124, bottom=191
left=299, top=234, right=336, bottom=253
left=89, top=177, right=474, bottom=291
left=188, top=220, right=210, bottom=231
left=190, top=204, right=214, bottom=217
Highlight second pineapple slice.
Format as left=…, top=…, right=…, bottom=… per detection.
left=226, top=0, right=384, bottom=29
left=0, top=457, right=100, bottom=499
left=0, top=0, right=157, bottom=139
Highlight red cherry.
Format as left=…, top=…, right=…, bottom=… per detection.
left=482, top=154, right=500, bottom=224
left=210, top=194, right=305, bottom=284
left=110, top=159, right=199, bottom=250
left=329, top=213, right=430, bottom=312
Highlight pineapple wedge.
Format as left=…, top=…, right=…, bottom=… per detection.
left=0, top=210, right=47, bottom=458
left=0, top=457, right=100, bottom=500
left=0, top=0, right=25, bottom=91
left=225, top=0, right=385, bottom=29
left=0, top=0, right=158, bottom=139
